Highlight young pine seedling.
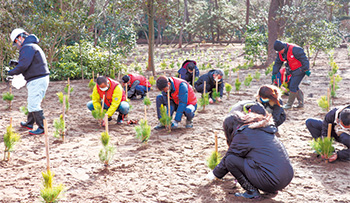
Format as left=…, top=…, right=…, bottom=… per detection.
left=317, top=96, right=329, bottom=112
left=92, top=107, right=107, bottom=126
left=211, top=88, right=220, bottom=102
left=244, top=73, right=253, bottom=87
left=310, top=137, right=334, bottom=161
left=2, top=92, right=14, bottom=110
left=159, top=104, right=172, bottom=129
left=149, top=76, right=156, bottom=87
left=135, top=119, right=151, bottom=144
left=3, top=123, right=20, bottom=161
left=19, top=106, right=28, bottom=115
left=235, top=78, right=241, bottom=92
left=329, top=75, right=342, bottom=98
left=199, top=93, right=210, bottom=111
left=40, top=170, right=65, bottom=203
left=53, top=114, right=65, bottom=139
left=99, top=132, right=115, bottom=167
left=56, top=92, right=69, bottom=112
left=143, top=97, right=151, bottom=106
left=64, top=84, right=73, bottom=94
left=206, top=151, right=222, bottom=170
left=225, top=83, right=232, bottom=99
left=265, top=63, right=273, bottom=76
left=88, top=79, right=96, bottom=90
left=253, top=70, right=261, bottom=81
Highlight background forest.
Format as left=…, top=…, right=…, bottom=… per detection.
left=0, top=0, right=349, bottom=81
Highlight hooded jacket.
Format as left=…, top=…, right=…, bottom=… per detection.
left=194, top=69, right=223, bottom=98
left=8, top=34, right=50, bottom=82
left=178, top=60, right=199, bottom=84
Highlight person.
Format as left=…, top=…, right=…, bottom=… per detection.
left=207, top=103, right=294, bottom=199
left=306, top=105, right=350, bottom=162
left=87, top=76, right=129, bottom=125
left=257, top=85, right=286, bottom=127
left=121, top=74, right=151, bottom=100
left=272, top=40, right=311, bottom=109
left=274, top=66, right=291, bottom=95
left=8, top=28, right=50, bottom=135
left=177, top=60, right=199, bottom=85
left=194, top=69, right=224, bottom=104
left=154, top=76, right=197, bottom=129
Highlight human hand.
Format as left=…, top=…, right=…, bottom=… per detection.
left=209, top=98, right=214, bottom=104
left=329, top=153, right=337, bottom=163
left=206, top=171, right=217, bottom=181
left=305, top=70, right=311, bottom=77
left=271, top=74, right=276, bottom=83
left=217, top=97, right=222, bottom=102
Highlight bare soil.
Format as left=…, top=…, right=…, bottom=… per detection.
left=0, top=44, right=349, bottom=203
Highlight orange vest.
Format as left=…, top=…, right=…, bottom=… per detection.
left=129, top=74, right=151, bottom=88
left=170, top=77, right=197, bottom=105
left=278, top=44, right=302, bottom=71
left=97, top=78, right=126, bottom=107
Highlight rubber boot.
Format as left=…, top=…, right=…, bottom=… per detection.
left=283, top=92, right=297, bottom=110
left=20, top=112, right=35, bottom=130
left=234, top=175, right=261, bottom=199
left=293, top=90, right=304, bottom=109
left=29, top=110, right=45, bottom=135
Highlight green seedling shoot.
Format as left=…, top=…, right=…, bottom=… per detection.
left=92, top=107, right=107, bottom=126
left=160, top=60, right=167, bottom=70
left=317, top=96, right=329, bottom=112
left=244, top=73, right=253, bottom=87
left=225, top=83, right=232, bottom=99
left=143, top=97, right=151, bottom=106
left=19, top=106, right=28, bottom=115
left=235, top=78, right=241, bottom=92
left=64, top=84, right=73, bottom=94
left=170, top=61, right=175, bottom=69
left=211, top=88, right=220, bottom=102
left=310, top=137, right=334, bottom=160
left=99, top=132, right=115, bottom=167
left=253, top=70, right=261, bottom=81
left=135, top=119, right=151, bottom=144
left=159, top=104, right=172, bottom=129
left=56, top=92, right=69, bottom=111
left=88, top=79, right=96, bottom=90
left=149, top=76, right=156, bottom=86
left=330, top=75, right=342, bottom=97
left=199, top=93, right=210, bottom=111
left=265, top=63, right=273, bottom=76
left=53, top=114, right=65, bottom=139
left=3, top=122, right=20, bottom=161
left=206, top=151, right=222, bottom=170
left=40, top=170, right=65, bottom=203
left=2, top=92, right=14, bottom=109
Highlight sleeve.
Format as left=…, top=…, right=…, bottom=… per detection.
left=106, top=85, right=123, bottom=117
left=272, top=54, right=283, bottom=75
left=194, top=76, right=204, bottom=92
left=293, top=47, right=309, bottom=72
left=213, top=154, right=229, bottom=179
left=8, top=46, right=35, bottom=76
left=218, top=80, right=224, bottom=97
left=321, top=108, right=337, bottom=137
left=336, top=133, right=350, bottom=161
left=178, top=68, right=188, bottom=80
left=272, top=105, right=286, bottom=127
left=92, top=86, right=102, bottom=110
left=127, top=80, right=140, bottom=96
left=195, top=66, right=199, bottom=77
left=174, top=82, right=188, bottom=122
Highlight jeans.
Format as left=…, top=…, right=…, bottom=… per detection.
left=86, top=101, right=129, bottom=115
left=27, top=76, right=49, bottom=112
left=289, top=69, right=305, bottom=92
left=135, top=85, right=151, bottom=96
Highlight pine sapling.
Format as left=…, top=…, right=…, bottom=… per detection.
left=92, top=107, right=107, bottom=126
left=199, top=93, right=210, bottom=111
left=244, top=73, right=253, bottom=87
left=159, top=104, right=171, bottom=129
left=99, top=131, right=115, bottom=167
left=135, top=119, right=151, bottom=144
left=19, top=106, right=28, bottom=115
left=2, top=92, right=14, bottom=110
left=211, top=88, right=220, bottom=102
left=310, top=137, right=334, bottom=161
left=3, top=122, right=20, bottom=161
left=206, top=133, right=222, bottom=170
left=317, top=96, right=329, bottom=112
left=88, top=79, right=96, bottom=90
left=235, top=78, right=241, bottom=92
left=64, top=84, right=73, bottom=94
left=265, top=63, right=273, bottom=76
left=253, top=70, right=261, bottom=81
left=53, top=115, right=65, bottom=140
left=225, top=83, right=232, bottom=99
left=56, top=92, right=69, bottom=112
left=40, top=170, right=65, bottom=203
left=149, top=76, right=156, bottom=87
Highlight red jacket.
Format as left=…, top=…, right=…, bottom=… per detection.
left=278, top=44, right=302, bottom=71
left=171, top=77, right=197, bottom=105
left=96, top=78, right=126, bottom=107
left=129, top=74, right=151, bottom=88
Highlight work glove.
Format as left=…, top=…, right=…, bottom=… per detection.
left=9, top=60, right=18, bottom=67
left=271, top=74, right=276, bottom=83
left=305, top=70, right=311, bottom=77
left=5, top=75, right=13, bottom=82
left=206, top=171, right=217, bottom=181
left=171, top=120, right=178, bottom=129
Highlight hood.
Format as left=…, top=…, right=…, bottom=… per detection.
left=22, top=34, right=39, bottom=46
left=256, top=125, right=278, bottom=134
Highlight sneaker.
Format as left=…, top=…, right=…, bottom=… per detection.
left=154, top=122, right=165, bottom=130
left=116, top=114, right=125, bottom=124
left=29, top=128, right=44, bottom=135
left=185, top=120, right=193, bottom=128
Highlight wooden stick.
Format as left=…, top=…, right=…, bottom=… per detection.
left=101, top=94, right=105, bottom=116
left=118, top=72, right=120, bottom=81
left=10, top=117, right=12, bottom=127
left=192, top=70, right=195, bottom=88
left=104, top=114, right=109, bottom=134
left=327, top=87, right=331, bottom=112
left=167, top=87, right=171, bottom=132
left=215, top=76, right=218, bottom=93
left=62, top=95, right=65, bottom=142
left=327, top=123, right=332, bottom=139
left=215, top=132, right=218, bottom=153
left=43, top=119, right=50, bottom=172
left=92, top=70, right=94, bottom=81
left=144, top=105, right=147, bottom=121
left=179, top=74, right=181, bottom=79
left=125, top=84, right=128, bottom=99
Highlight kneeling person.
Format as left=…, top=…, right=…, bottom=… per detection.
left=154, top=76, right=197, bottom=129
left=122, top=74, right=151, bottom=100
left=194, top=69, right=224, bottom=103
left=87, top=76, right=129, bottom=124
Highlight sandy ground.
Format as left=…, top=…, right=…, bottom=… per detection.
left=0, top=44, right=349, bottom=203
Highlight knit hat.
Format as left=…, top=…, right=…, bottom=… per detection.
left=248, top=103, right=266, bottom=116
left=187, top=62, right=195, bottom=71
left=156, top=76, right=169, bottom=91
left=274, top=40, right=286, bottom=51
left=122, top=75, right=130, bottom=83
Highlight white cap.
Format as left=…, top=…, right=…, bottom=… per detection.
left=10, top=28, right=26, bottom=43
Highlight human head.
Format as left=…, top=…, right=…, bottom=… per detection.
left=96, top=76, right=109, bottom=91
left=340, top=109, right=350, bottom=127
left=257, top=85, right=281, bottom=106
left=122, top=75, right=130, bottom=85
left=213, top=69, right=224, bottom=81
left=247, top=103, right=266, bottom=116
left=156, top=76, right=170, bottom=92
left=274, top=40, right=286, bottom=54
left=10, top=28, right=28, bottom=49
left=187, top=62, right=195, bottom=73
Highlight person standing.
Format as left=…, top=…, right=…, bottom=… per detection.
left=194, top=69, right=224, bottom=104
left=272, top=40, right=311, bottom=109
left=121, top=74, right=151, bottom=100
left=8, top=28, right=50, bottom=135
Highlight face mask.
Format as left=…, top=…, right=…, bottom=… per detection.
left=215, top=77, right=220, bottom=82
left=100, top=87, right=108, bottom=91
left=260, top=97, right=269, bottom=103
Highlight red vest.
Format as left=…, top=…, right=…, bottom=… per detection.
left=129, top=74, right=151, bottom=88
left=274, top=66, right=292, bottom=85
left=170, top=77, right=197, bottom=105
left=97, top=78, right=126, bottom=107
left=278, top=44, right=302, bottom=71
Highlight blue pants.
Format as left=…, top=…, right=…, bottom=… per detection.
left=289, top=68, right=305, bottom=93
left=305, top=118, right=323, bottom=139
left=135, top=85, right=151, bottom=96
left=86, top=101, right=129, bottom=115
left=27, top=76, right=49, bottom=112
left=156, top=94, right=197, bottom=122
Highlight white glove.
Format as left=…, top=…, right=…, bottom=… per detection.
left=206, top=171, right=217, bottom=181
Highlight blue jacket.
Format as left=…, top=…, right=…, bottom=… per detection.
left=8, top=34, right=50, bottom=82
left=272, top=44, right=309, bottom=77
left=168, top=78, right=190, bottom=122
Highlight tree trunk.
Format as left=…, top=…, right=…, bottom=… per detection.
left=246, top=0, right=250, bottom=25
left=156, top=17, right=162, bottom=47
left=214, top=0, right=219, bottom=42
left=185, top=0, right=191, bottom=42
left=147, top=0, right=155, bottom=76
left=179, top=0, right=188, bottom=48
left=88, top=0, right=96, bottom=33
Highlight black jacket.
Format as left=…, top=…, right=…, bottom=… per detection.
left=213, top=125, right=294, bottom=193
left=194, top=69, right=223, bottom=98
left=8, top=34, right=50, bottom=82
left=261, top=99, right=286, bottom=127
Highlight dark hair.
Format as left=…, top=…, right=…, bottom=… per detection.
left=122, top=75, right=130, bottom=83
left=223, top=114, right=243, bottom=147
left=340, top=109, right=350, bottom=126
left=249, top=103, right=266, bottom=116
left=187, top=62, right=195, bottom=71
left=96, top=76, right=108, bottom=85
left=156, top=76, right=168, bottom=91
left=258, top=85, right=281, bottom=106
left=274, top=40, right=286, bottom=51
